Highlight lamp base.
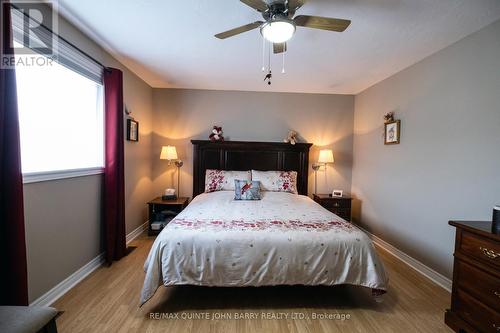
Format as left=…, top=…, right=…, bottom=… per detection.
left=174, top=160, right=183, bottom=197
left=312, top=163, right=323, bottom=195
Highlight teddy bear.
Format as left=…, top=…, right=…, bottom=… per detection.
left=283, top=130, right=298, bottom=145
left=383, top=112, right=395, bottom=123
left=209, top=126, right=224, bottom=142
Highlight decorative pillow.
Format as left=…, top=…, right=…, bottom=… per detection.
left=234, top=180, right=261, bottom=200
left=205, top=170, right=251, bottom=193
left=251, top=170, right=298, bottom=194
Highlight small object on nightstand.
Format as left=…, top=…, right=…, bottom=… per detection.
left=147, top=197, right=189, bottom=236
left=162, top=188, right=177, bottom=200
left=313, top=194, right=352, bottom=221
left=332, top=190, right=343, bottom=197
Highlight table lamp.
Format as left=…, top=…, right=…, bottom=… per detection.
left=312, top=149, right=334, bottom=194
left=160, top=146, right=183, bottom=197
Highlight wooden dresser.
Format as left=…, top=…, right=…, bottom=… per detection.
left=446, top=221, right=500, bottom=333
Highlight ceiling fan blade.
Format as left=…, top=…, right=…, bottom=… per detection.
left=287, top=0, right=307, bottom=17
left=214, top=21, right=263, bottom=39
left=240, top=0, right=268, bottom=12
left=294, top=15, right=351, bottom=32
left=273, top=42, right=287, bottom=54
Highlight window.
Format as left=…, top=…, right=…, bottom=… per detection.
left=11, top=6, right=105, bottom=182
left=15, top=45, right=104, bottom=180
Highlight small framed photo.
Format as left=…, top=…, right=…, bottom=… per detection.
left=127, top=119, right=139, bottom=142
left=384, top=120, right=400, bottom=145
left=332, top=190, right=343, bottom=198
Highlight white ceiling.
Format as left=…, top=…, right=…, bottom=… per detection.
left=58, top=0, right=500, bottom=94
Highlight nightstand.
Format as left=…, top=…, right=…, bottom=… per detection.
left=313, top=194, right=352, bottom=221
left=147, top=197, right=189, bottom=236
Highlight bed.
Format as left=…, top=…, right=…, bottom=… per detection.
left=140, top=141, right=388, bottom=305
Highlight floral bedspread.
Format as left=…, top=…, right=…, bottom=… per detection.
left=140, top=191, right=388, bottom=305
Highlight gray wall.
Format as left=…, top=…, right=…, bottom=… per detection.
left=351, top=19, right=500, bottom=278
left=24, top=176, right=102, bottom=302
left=23, top=14, right=154, bottom=302
left=151, top=89, right=354, bottom=198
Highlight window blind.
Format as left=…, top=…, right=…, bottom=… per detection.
left=11, top=6, right=103, bottom=83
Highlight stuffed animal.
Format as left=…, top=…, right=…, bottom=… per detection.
left=383, top=112, right=395, bottom=123
left=283, top=130, right=298, bottom=145
left=209, top=126, right=224, bottom=142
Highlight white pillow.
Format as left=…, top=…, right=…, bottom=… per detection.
left=251, top=170, right=298, bottom=194
left=205, top=170, right=251, bottom=193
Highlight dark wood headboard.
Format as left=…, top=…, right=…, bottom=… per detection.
left=192, top=140, right=312, bottom=197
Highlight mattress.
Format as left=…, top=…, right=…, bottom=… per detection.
left=140, top=191, right=388, bottom=305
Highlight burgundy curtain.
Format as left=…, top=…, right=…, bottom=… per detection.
left=103, top=68, right=126, bottom=264
left=0, top=1, right=29, bottom=306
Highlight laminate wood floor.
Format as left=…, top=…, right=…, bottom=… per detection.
left=52, top=233, right=453, bottom=333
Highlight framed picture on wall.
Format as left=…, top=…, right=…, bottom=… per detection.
left=127, top=119, right=139, bottom=142
left=384, top=120, right=400, bottom=145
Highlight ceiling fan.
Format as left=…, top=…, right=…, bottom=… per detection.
left=214, top=0, right=351, bottom=54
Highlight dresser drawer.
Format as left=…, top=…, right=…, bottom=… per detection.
left=460, top=231, right=500, bottom=268
left=321, top=199, right=351, bottom=209
left=456, top=260, right=500, bottom=311
left=455, top=289, right=500, bottom=333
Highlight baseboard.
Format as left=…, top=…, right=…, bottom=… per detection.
left=126, top=220, right=149, bottom=244
left=30, top=220, right=149, bottom=307
left=359, top=226, right=452, bottom=292
left=30, top=253, right=105, bottom=307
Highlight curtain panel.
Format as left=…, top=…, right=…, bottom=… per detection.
left=0, top=0, right=29, bottom=306
left=103, top=68, right=126, bottom=264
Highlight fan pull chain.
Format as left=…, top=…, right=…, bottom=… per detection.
left=261, top=36, right=266, bottom=71
left=268, top=41, right=271, bottom=71
left=264, top=41, right=272, bottom=85
left=282, top=51, right=286, bottom=74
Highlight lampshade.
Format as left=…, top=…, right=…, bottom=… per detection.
left=160, top=146, right=178, bottom=160
left=318, top=149, right=334, bottom=164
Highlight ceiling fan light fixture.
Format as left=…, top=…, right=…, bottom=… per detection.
left=260, top=19, right=296, bottom=43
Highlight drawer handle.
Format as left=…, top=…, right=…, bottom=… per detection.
left=495, top=291, right=500, bottom=298
left=493, top=323, right=500, bottom=331
left=480, top=247, right=500, bottom=259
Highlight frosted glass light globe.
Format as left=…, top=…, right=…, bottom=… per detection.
left=260, top=20, right=295, bottom=43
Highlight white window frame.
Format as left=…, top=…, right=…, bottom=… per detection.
left=23, top=167, right=104, bottom=184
